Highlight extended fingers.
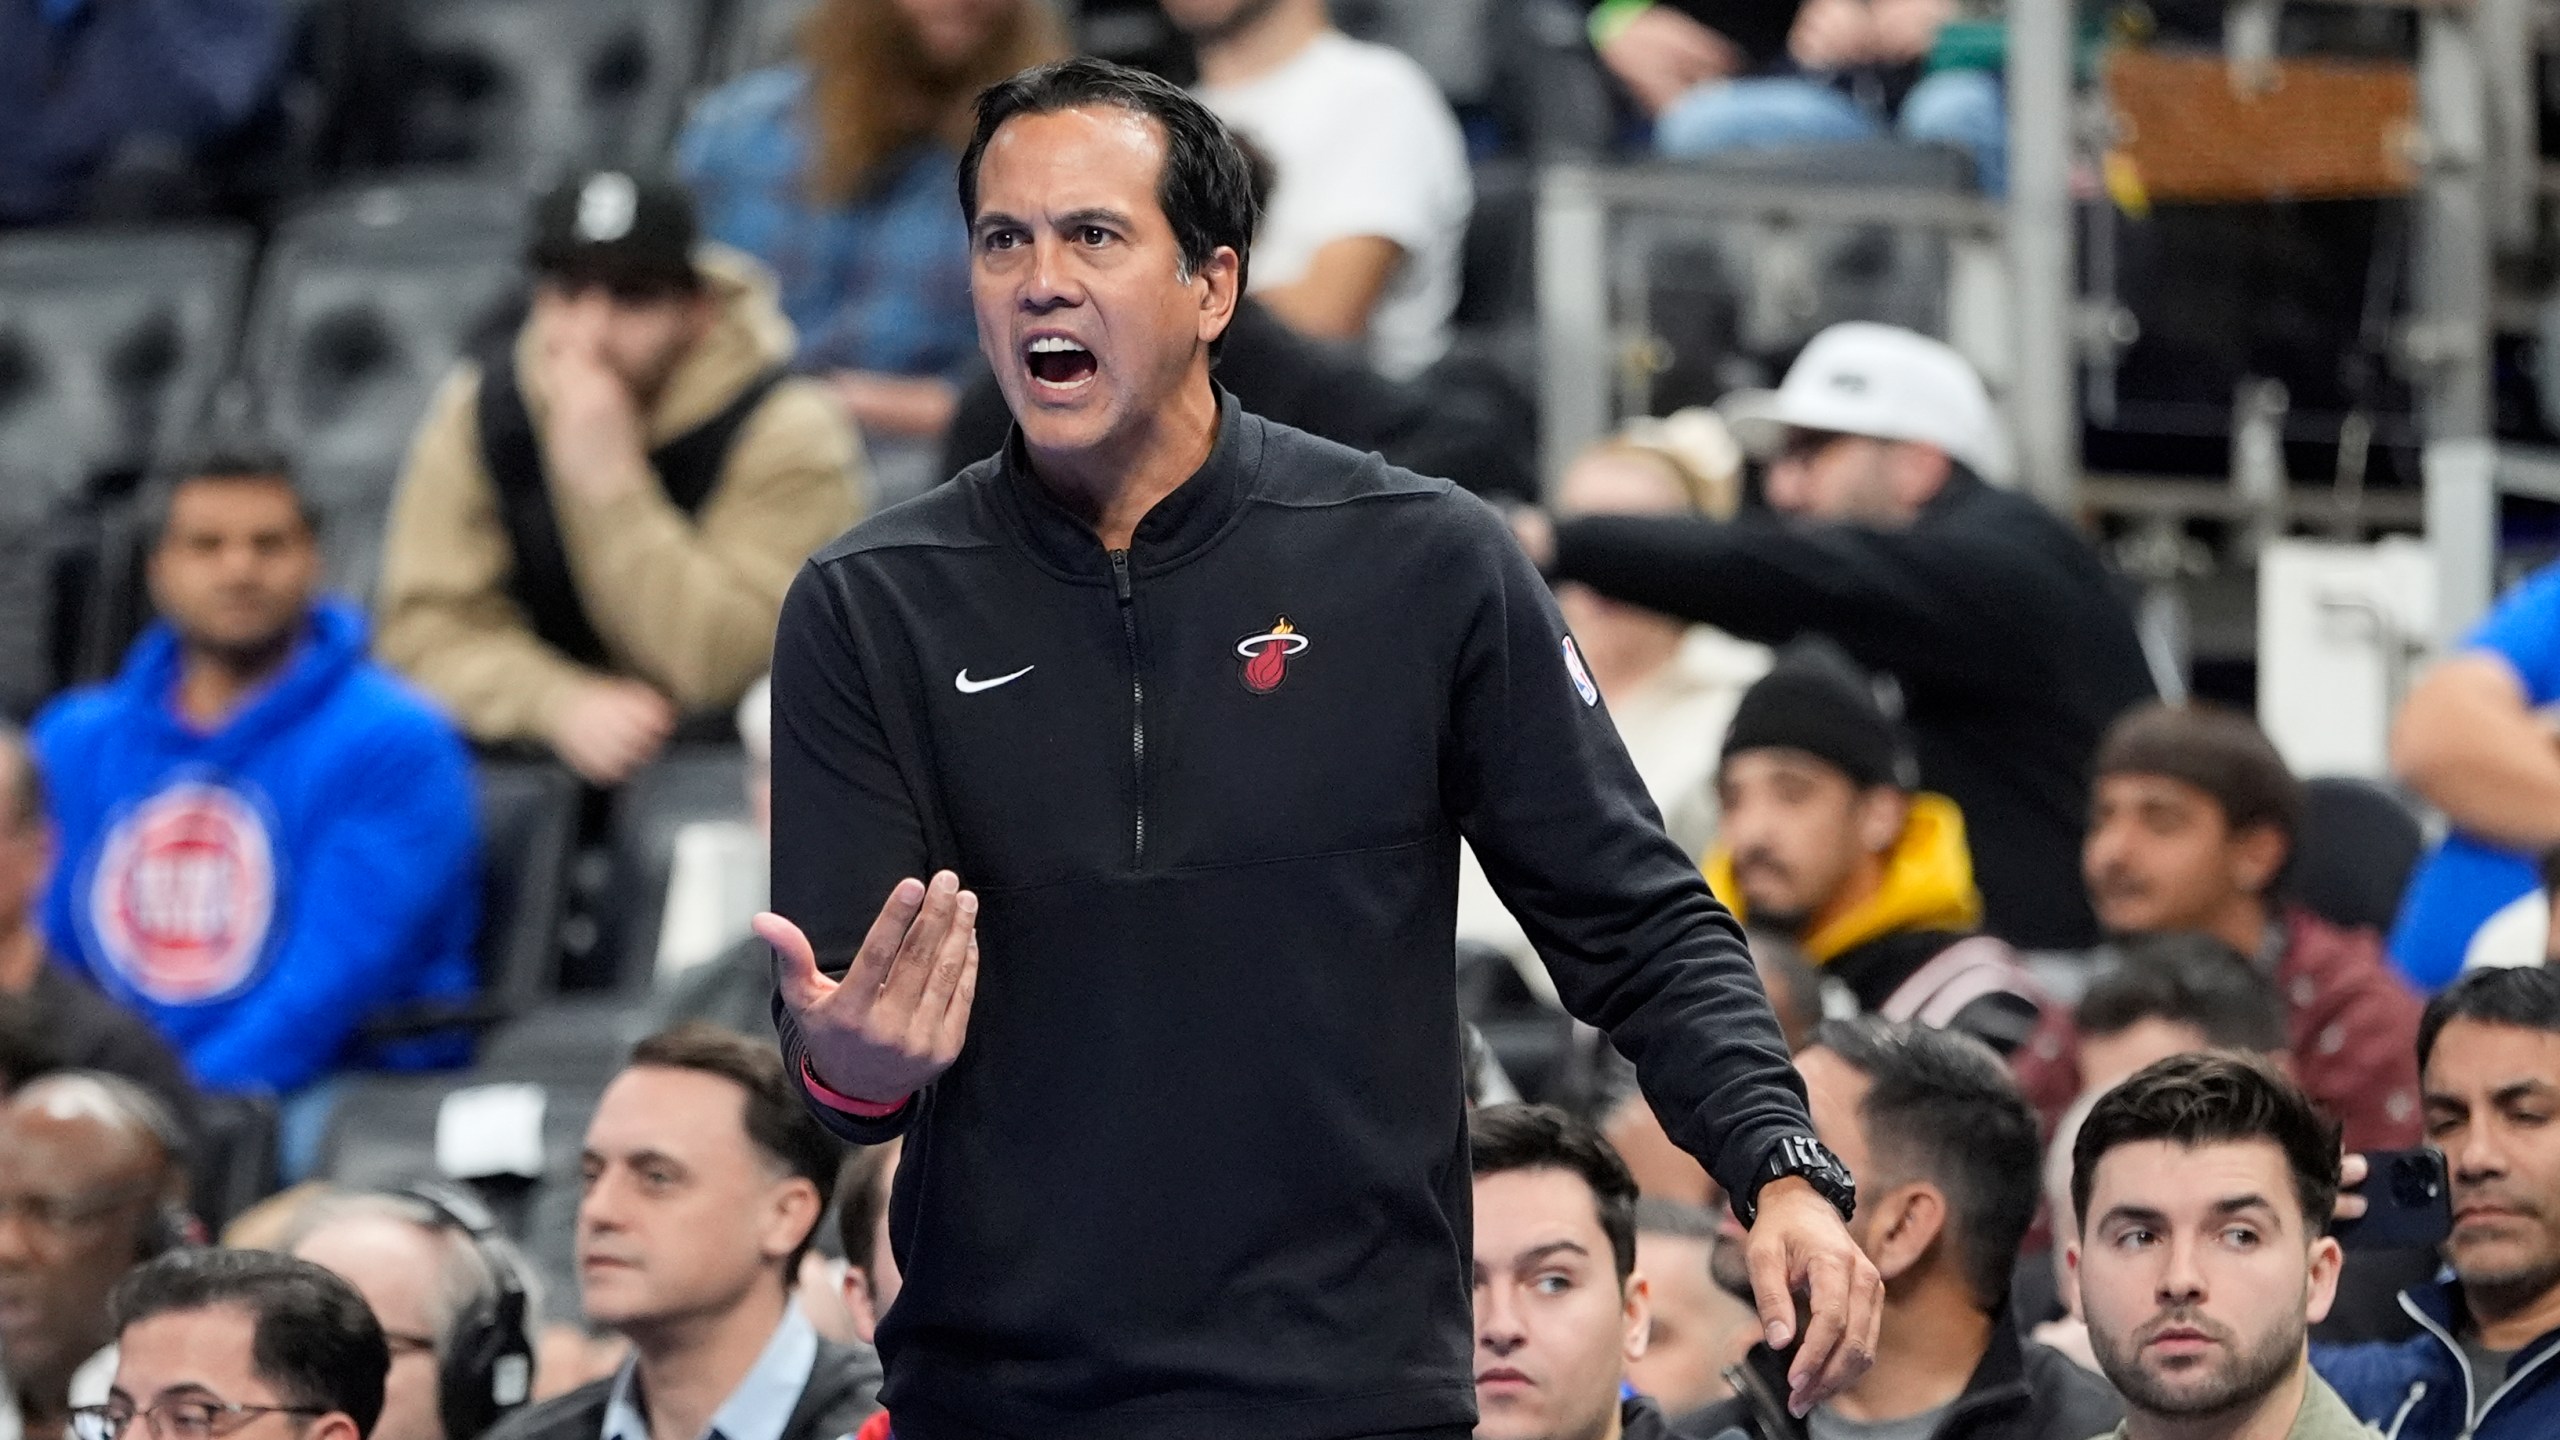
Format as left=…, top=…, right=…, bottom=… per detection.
left=879, top=872, right=962, bottom=1016
left=845, top=877, right=930, bottom=996
left=909, top=890, right=978, bottom=1048
left=933, top=933, right=980, bottom=1063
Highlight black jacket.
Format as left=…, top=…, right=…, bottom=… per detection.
left=483, top=1338, right=881, bottom=1440
left=770, top=393, right=1813, bottom=1440
left=1549, top=473, right=2155, bottom=950
left=1680, top=1312, right=2123, bottom=1440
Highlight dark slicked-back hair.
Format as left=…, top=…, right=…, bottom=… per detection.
left=1470, top=1103, right=1641, bottom=1281
left=2418, top=965, right=2560, bottom=1074
left=110, top=1249, right=388, bottom=1439
left=627, top=1023, right=840, bottom=1270
left=1810, top=1018, right=2041, bottom=1311
left=958, top=58, right=1259, bottom=356
left=2072, top=1051, right=2339, bottom=1235
left=2076, top=934, right=2288, bottom=1054
left=2094, top=702, right=2304, bottom=854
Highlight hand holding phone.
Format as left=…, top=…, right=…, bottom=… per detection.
left=2331, top=1147, right=2452, bottom=1250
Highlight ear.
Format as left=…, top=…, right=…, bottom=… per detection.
left=1622, top=1272, right=1653, bottom=1364
left=1867, top=1181, right=1947, bottom=1285
left=760, top=1176, right=823, bottom=1265
left=2230, top=822, right=2290, bottom=897
left=842, top=1266, right=881, bottom=1346
left=1194, top=245, right=1243, bottom=348
left=308, top=1415, right=361, bottom=1440
left=1856, top=786, right=1910, bottom=858
left=2303, top=1234, right=2343, bottom=1326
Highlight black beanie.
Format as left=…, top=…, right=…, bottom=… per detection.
left=1721, top=653, right=1907, bottom=789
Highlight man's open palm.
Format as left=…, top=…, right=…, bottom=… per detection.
left=759, top=870, right=980, bottom=1106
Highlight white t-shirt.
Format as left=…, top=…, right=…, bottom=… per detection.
left=1196, top=32, right=1473, bottom=381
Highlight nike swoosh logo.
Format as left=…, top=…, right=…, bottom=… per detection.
left=954, top=665, right=1035, bottom=694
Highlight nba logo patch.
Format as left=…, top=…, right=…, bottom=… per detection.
left=1562, top=636, right=1599, bottom=707
left=90, top=782, right=278, bottom=1005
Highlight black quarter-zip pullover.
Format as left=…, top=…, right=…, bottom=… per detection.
left=770, top=391, right=1813, bottom=1440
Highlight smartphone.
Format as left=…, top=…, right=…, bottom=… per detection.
left=2331, top=1147, right=2452, bottom=1250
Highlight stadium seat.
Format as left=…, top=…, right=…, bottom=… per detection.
left=358, top=759, right=581, bottom=1043
left=474, top=761, right=585, bottom=1017
left=190, top=1093, right=282, bottom=1235
left=604, top=746, right=754, bottom=991
left=367, top=0, right=717, bottom=182
left=241, top=181, right=530, bottom=597
left=2286, top=775, right=2427, bottom=935
left=0, top=226, right=257, bottom=508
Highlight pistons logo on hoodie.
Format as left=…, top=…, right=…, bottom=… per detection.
left=89, top=782, right=277, bottom=1005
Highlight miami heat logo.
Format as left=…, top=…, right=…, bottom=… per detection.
left=89, top=783, right=277, bottom=1005
left=1235, top=616, right=1310, bottom=694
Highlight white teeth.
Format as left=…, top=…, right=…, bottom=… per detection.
left=1028, top=337, right=1088, bottom=354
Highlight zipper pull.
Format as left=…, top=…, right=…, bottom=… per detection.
left=1109, top=548, right=1133, bottom=603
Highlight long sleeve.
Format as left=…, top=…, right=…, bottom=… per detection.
left=767, top=563, right=933, bottom=1143
left=1550, top=509, right=2068, bottom=703
left=1448, top=500, right=1811, bottom=1197
left=183, top=712, right=480, bottom=1092
left=373, top=369, right=600, bottom=742
left=553, top=379, right=864, bottom=710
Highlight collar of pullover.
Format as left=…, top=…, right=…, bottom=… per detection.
left=993, top=385, right=1263, bottom=585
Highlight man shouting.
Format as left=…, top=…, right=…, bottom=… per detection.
left=758, top=57, right=1875, bottom=1440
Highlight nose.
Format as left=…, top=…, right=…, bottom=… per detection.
left=1021, top=234, right=1082, bottom=314
left=2156, top=1232, right=2207, bottom=1307
left=2452, top=1119, right=2510, bottom=1184
left=1476, top=1279, right=1527, bottom=1356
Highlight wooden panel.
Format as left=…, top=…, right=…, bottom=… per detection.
left=2105, top=48, right=2419, bottom=203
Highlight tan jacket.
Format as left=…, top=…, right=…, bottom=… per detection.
left=375, top=246, right=864, bottom=742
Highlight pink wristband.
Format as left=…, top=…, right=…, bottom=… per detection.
left=800, top=1057, right=910, bottom=1118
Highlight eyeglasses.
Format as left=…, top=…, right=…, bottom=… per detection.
left=70, top=1399, right=327, bottom=1440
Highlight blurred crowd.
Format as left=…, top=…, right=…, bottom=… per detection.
left=1, top=2, right=2556, bottom=1440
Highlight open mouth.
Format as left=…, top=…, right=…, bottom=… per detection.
left=1025, top=335, right=1097, bottom=392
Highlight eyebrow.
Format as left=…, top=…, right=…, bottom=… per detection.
left=972, top=207, right=1137, bottom=237
left=1511, top=1240, right=1591, bottom=1270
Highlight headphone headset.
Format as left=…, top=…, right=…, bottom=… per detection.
left=399, top=1182, right=535, bottom=1440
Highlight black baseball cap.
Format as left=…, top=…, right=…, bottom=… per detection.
left=526, top=170, right=701, bottom=296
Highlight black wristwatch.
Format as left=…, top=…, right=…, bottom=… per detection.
left=1735, top=1133, right=1857, bottom=1228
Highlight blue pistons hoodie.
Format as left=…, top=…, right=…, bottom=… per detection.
left=33, top=600, right=480, bottom=1093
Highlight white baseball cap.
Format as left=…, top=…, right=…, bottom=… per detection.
left=1719, top=322, right=2012, bottom=484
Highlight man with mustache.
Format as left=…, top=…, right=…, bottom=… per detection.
left=1704, top=651, right=2074, bottom=1121
left=2083, top=702, right=2423, bottom=1152
left=2314, top=966, right=2560, bottom=1438
left=2069, top=1052, right=2365, bottom=1440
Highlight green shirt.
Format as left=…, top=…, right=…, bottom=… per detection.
left=2089, top=1369, right=2373, bottom=1440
